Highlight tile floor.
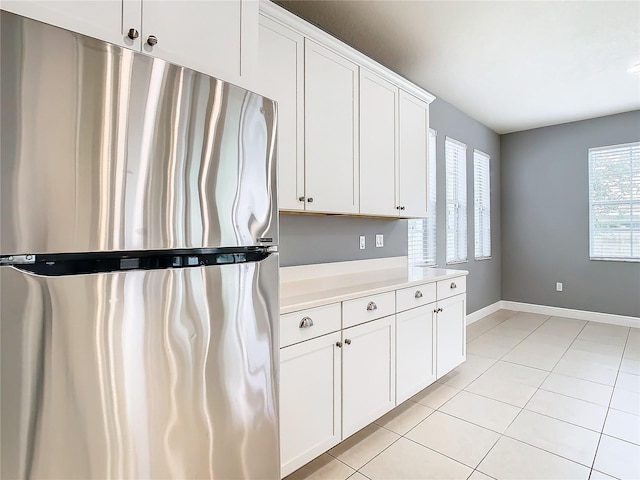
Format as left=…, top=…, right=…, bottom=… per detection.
left=285, top=310, right=640, bottom=480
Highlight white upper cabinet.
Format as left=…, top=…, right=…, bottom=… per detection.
left=1, top=0, right=258, bottom=87
left=258, top=16, right=304, bottom=212
left=398, top=91, right=430, bottom=218
left=1, top=0, right=132, bottom=48
left=141, top=0, right=257, bottom=86
left=359, top=70, right=399, bottom=217
left=304, top=40, right=359, bottom=214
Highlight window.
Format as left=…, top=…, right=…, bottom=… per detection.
left=445, top=137, right=467, bottom=264
left=589, top=142, right=639, bottom=262
left=408, top=129, right=437, bottom=265
left=474, top=149, right=491, bottom=259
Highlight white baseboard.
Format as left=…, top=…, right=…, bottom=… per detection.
left=466, top=301, right=503, bottom=325
left=500, top=301, right=640, bottom=329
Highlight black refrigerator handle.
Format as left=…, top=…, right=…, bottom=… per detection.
left=0, top=247, right=276, bottom=277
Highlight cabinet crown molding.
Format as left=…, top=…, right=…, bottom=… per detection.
left=259, top=0, right=436, bottom=105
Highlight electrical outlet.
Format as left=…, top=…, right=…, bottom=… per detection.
left=556, top=282, right=563, bottom=292
left=375, top=234, right=384, bottom=248
left=359, top=235, right=366, bottom=250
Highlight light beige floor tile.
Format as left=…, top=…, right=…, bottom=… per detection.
left=588, top=470, right=618, bottom=480
left=561, top=348, right=622, bottom=369
left=486, top=323, right=532, bottom=341
left=467, top=312, right=513, bottom=342
left=468, top=471, right=495, bottom=480
left=593, top=434, right=640, bottom=480
left=482, top=360, right=548, bottom=387
left=406, top=411, right=500, bottom=468
left=525, top=389, right=608, bottom=431
left=374, top=401, right=434, bottom=435
left=466, top=333, right=521, bottom=359
left=505, top=410, right=600, bottom=466
left=553, top=357, right=618, bottom=386
left=540, top=373, right=613, bottom=406
left=285, top=453, right=355, bottom=480
left=438, top=354, right=497, bottom=389
left=502, top=341, right=567, bottom=371
left=440, top=391, right=521, bottom=433
left=603, top=408, right=640, bottom=445
left=346, top=473, right=369, bottom=480
left=500, top=312, right=549, bottom=330
left=477, top=436, right=590, bottom=480
left=524, top=331, right=575, bottom=348
left=624, top=346, right=640, bottom=362
left=328, top=424, right=400, bottom=470
left=577, top=323, right=629, bottom=347
left=465, top=374, right=537, bottom=407
left=615, top=371, right=640, bottom=394
left=610, top=387, right=640, bottom=415
left=411, top=382, right=461, bottom=409
left=359, top=437, right=472, bottom=480
left=536, top=316, right=586, bottom=338
left=620, top=357, right=640, bottom=375
left=571, top=339, right=625, bottom=358
left=484, top=309, right=517, bottom=322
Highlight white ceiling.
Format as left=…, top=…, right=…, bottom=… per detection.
left=276, top=0, right=640, bottom=134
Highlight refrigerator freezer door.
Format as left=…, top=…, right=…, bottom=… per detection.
left=0, top=253, right=280, bottom=480
left=0, top=11, right=277, bottom=255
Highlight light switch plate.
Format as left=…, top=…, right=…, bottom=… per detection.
left=375, top=234, right=384, bottom=248
left=359, top=235, right=366, bottom=250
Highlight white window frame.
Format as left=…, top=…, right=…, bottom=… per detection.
left=588, top=141, right=639, bottom=262
left=474, top=149, right=491, bottom=260
left=408, top=129, right=437, bottom=266
left=445, top=136, right=467, bottom=264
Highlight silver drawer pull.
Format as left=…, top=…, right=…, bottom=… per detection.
left=450, top=282, right=457, bottom=289
left=415, top=290, right=423, bottom=299
left=299, top=317, right=314, bottom=328
left=366, top=301, right=378, bottom=311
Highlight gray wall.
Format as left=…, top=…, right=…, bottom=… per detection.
left=501, top=110, right=640, bottom=317
left=280, top=97, right=502, bottom=315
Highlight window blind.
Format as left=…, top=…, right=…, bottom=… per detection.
left=445, top=136, right=467, bottom=264
left=408, top=129, right=437, bottom=266
left=474, top=149, right=491, bottom=259
left=589, top=142, right=640, bottom=262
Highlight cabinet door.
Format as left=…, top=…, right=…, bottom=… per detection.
left=342, top=315, right=395, bottom=438
left=280, top=332, right=342, bottom=478
left=359, top=69, right=398, bottom=217
left=398, top=91, right=429, bottom=218
left=1, top=0, right=136, bottom=48
left=436, top=293, right=467, bottom=378
left=142, top=0, right=257, bottom=85
left=258, top=16, right=304, bottom=212
left=304, top=40, right=359, bottom=214
left=396, top=305, right=436, bottom=403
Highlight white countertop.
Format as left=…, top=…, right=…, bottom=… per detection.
left=280, top=264, right=468, bottom=314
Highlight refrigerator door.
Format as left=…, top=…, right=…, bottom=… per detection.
left=0, top=253, right=280, bottom=480
left=0, top=11, right=277, bottom=255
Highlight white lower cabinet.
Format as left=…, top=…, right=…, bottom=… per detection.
left=396, top=305, right=436, bottom=404
left=435, top=293, right=467, bottom=378
left=341, top=315, right=396, bottom=438
left=280, top=331, right=342, bottom=478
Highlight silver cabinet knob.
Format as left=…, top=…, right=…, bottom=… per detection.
left=415, top=290, right=423, bottom=299
left=400, top=206, right=406, bottom=210
left=344, top=338, right=351, bottom=345
left=434, top=307, right=443, bottom=313
left=299, top=317, right=313, bottom=328
left=366, top=301, right=377, bottom=311
left=127, top=28, right=139, bottom=39
left=147, top=35, right=158, bottom=46
left=298, top=196, right=305, bottom=202
left=336, top=341, right=343, bottom=348
left=396, top=206, right=401, bottom=210
left=450, top=282, right=457, bottom=289
left=307, top=197, right=314, bottom=203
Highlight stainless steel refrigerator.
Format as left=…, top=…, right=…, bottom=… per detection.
left=0, top=11, right=279, bottom=480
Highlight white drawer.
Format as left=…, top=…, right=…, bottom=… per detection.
left=437, top=276, right=467, bottom=300
left=343, top=291, right=395, bottom=328
left=280, top=303, right=341, bottom=348
left=396, top=282, right=437, bottom=312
